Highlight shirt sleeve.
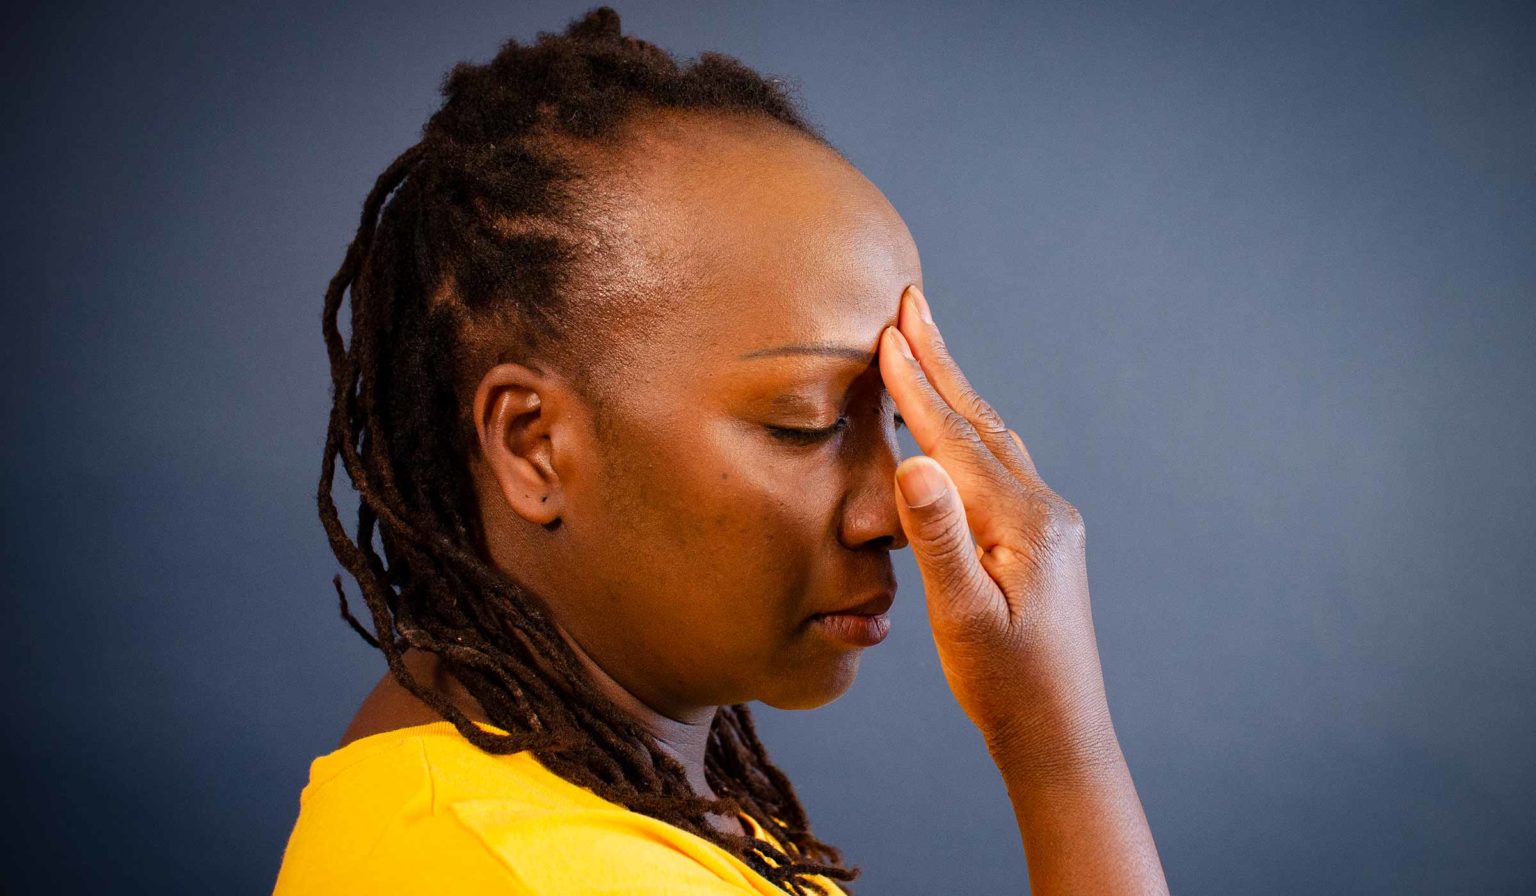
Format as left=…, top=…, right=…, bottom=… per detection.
left=447, top=800, right=781, bottom=895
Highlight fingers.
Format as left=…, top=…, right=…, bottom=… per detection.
left=1008, top=429, right=1040, bottom=482
left=893, top=456, right=1004, bottom=634
left=881, top=325, right=1015, bottom=544
left=884, top=285, right=1050, bottom=497
left=895, top=284, right=1046, bottom=491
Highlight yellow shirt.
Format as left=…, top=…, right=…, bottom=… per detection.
left=273, top=720, right=848, bottom=895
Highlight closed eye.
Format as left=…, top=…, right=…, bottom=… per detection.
left=767, top=414, right=905, bottom=445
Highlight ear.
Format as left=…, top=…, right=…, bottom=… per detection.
left=472, top=362, right=565, bottom=526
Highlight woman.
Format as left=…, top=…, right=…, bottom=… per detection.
left=274, top=7, right=1168, bottom=894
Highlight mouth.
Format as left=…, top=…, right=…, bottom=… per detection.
left=807, top=589, right=895, bottom=647
left=809, top=609, right=893, bottom=647
left=811, top=589, right=895, bottom=619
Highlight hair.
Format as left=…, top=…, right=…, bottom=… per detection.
left=316, top=6, right=858, bottom=894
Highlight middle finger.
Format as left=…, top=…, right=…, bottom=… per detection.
left=880, top=324, right=1017, bottom=542
left=896, top=284, right=1043, bottom=490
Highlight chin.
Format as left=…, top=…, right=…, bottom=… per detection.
left=755, top=651, right=864, bottom=711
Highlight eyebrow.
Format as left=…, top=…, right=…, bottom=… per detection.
left=738, top=343, right=875, bottom=364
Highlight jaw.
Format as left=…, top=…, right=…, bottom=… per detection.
left=752, top=645, right=865, bottom=711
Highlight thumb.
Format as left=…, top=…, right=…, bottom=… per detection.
left=895, top=457, right=998, bottom=632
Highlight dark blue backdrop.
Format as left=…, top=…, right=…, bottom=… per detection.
left=3, top=1, right=1533, bottom=892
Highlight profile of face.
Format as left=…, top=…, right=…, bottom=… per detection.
left=470, top=110, right=921, bottom=726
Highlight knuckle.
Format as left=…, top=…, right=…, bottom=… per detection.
left=1008, top=492, right=1086, bottom=555
left=918, top=523, right=975, bottom=576
left=929, top=334, right=957, bottom=367
left=910, top=499, right=978, bottom=574
left=937, top=406, right=977, bottom=444
left=959, top=391, right=1008, bottom=435
left=1024, top=492, right=1059, bottom=522
left=1044, top=499, right=1087, bottom=550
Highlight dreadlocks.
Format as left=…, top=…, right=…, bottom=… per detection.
left=316, top=6, right=859, bottom=894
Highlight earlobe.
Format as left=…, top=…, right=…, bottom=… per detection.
left=473, top=364, right=563, bottom=526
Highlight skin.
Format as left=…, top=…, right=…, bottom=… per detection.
left=344, top=111, right=918, bottom=839
left=343, top=109, right=1169, bottom=892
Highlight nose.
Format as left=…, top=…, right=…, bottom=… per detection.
left=838, top=414, right=909, bottom=551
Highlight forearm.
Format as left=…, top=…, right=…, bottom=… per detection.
left=986, top=703, right=1169, bottom=895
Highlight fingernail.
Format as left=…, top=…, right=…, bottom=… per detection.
left=887, top=326, right=914, bottom=361
left=907, top=284, right=933, bottom=325
left=898, top=458, right=947, bottom=508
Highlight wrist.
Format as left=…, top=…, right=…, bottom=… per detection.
left=981, top=689, right=1124, bottom=788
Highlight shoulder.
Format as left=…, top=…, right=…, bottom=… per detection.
left=448, top=800, right=801, bottom=894
left=273, top=723, right=522, bottom=894
left=274, top=721, right=792, bottom=895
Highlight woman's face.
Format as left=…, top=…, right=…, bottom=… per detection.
left=476, top=111, right=922, bottom=722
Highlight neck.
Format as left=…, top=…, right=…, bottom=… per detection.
left=551, top=622, right=721, bottom=799
left=375, top=626, right=724, bottom=807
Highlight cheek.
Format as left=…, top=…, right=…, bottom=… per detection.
left=587, top=418, right=838, bottom=635
left=651, top=438, right=831, bottom=621
left=685, top=439, right=839, bottom=617
left=675, top=464, right=816, bottom=584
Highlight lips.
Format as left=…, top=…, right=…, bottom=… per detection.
left=812, top=589, right=895, bottom=618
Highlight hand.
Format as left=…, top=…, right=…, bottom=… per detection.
left=880, top=284, right=1114, bottom=767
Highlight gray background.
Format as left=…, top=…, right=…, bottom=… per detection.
left=3, top=0, right=1532, bottom=892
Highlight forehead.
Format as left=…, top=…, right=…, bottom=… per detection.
left=591, top=110, right=922, bottom=367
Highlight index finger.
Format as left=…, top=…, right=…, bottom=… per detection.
left=880, top=324, right=1018, bottom=543
left=891, top=284, right=1046, bottom=490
